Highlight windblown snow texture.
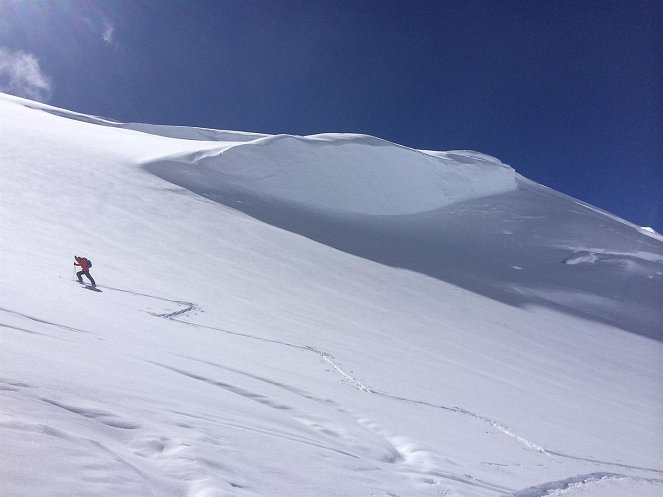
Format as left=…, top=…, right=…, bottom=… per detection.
left=1, top=92, right=662, bottom=497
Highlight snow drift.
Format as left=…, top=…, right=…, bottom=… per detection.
left=145, top=133, right=516, bottom=215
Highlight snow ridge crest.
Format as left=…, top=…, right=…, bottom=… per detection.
left=147, top=132, right=517, bottom=216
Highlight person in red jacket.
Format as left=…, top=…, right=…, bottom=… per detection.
left=74, top=255, right=96, bottom=286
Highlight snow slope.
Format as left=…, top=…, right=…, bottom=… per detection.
left=1, top=92, right=662, bottom=497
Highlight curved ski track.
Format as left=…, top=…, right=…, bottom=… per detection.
left=509, top=472, right=663, bottom=497
left=17, top=282, right=661, bottom=496
left=113, top=288, right=663, bottom=490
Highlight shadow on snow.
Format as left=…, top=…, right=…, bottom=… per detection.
left=145, top=162, right=663, bottom=342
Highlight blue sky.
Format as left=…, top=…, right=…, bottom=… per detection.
left=1, top=0, right=661, bottom=231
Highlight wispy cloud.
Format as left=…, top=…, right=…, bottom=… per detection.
left=102, top=21, right=114, bottom=44
left=0, top=47, right=52, bottom=102
left=83, top=15, right=115, bottom=45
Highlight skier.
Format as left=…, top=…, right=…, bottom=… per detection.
left=74, top=255, right=96, bottom=287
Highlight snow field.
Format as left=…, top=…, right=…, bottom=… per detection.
left=1, top=93, right=662, bottom=496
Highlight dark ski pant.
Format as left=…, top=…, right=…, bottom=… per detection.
left=77, top=270, right=96, bottom=286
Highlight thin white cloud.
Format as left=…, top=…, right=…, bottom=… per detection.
left=102, top=21, right=114, bottom=44
left=0, top=47, right=52, bottom=102
left=83, top=15, right=115, bottom=45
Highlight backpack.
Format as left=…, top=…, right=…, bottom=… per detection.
left=87, top=259, right=92, bottom=268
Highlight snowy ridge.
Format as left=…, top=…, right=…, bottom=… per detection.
left=6, top=92, right=267, bottom=143
left=123, top=124, right=268, bottom=143
left=1, top=92, right=662, bottom=497
left=146, top=132, right=517, bottom=215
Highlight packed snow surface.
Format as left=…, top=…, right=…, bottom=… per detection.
left=1, top=92, right=662, bottom=497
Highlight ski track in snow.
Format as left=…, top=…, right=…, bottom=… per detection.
left=508, top=472, right=663, bottom=497
left=93, top=285, right=663, bottom=483
left=126, top=288, right=663, bottom=477
left=25, top=282, right=662, bottom=495
left=0, top=307, right=96, bottom=336
left=312, top=345, right=663, bottom=478
left=98, top=285, right=198, bottom=319
left=79, top=285, right=519, bottom=490
left=161, top=355, right=515, bottom=494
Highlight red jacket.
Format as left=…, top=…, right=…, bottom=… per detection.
left=75, top=257, right=90, bottom=272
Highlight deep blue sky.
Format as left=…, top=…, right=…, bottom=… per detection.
left=2, top=0, right=661, bottom=231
